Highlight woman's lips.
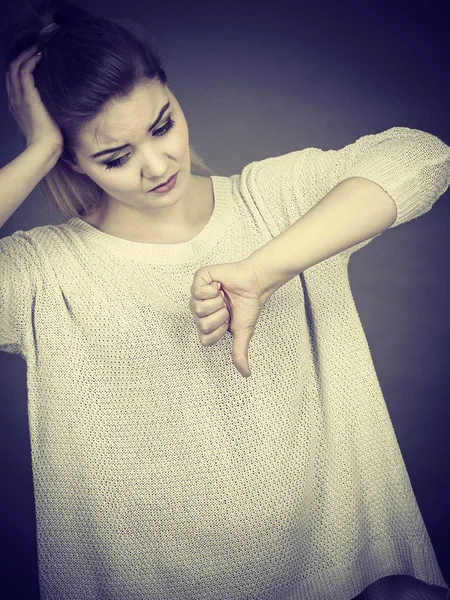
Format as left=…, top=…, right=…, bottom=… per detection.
left=151, top=172, right=176, bottom=191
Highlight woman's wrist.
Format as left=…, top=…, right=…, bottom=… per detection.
left=244, top=249, right=290, bottom=304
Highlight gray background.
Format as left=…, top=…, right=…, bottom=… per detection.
left=0, top=0, right=449, bottom=597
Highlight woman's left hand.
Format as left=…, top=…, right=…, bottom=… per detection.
left=189, top=259, right=269, bottom=378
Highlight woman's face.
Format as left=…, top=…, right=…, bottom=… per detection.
left=67, top=79, right=191, bottom=217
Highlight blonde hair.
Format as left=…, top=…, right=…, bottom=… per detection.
left=37, top=144, right=218, bottom=222
left=5, top=1, right=218, bottom=222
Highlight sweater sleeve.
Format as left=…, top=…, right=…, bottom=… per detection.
left=0, top=230, right=41, bottom=358
left=242, top=126, right=450, bottom=262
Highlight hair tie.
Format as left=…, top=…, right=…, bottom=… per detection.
left=38, top=22, right=60, bottom=43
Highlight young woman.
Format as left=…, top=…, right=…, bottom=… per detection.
left=2, top=2, right=449, bottom=599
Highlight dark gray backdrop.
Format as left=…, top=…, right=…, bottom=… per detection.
left=0, top=0, right=449, bottom=598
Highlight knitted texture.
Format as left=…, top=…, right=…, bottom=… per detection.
left=1, top=126, right=449, bottom=600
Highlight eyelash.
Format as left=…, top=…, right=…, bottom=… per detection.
left=103, top=117, right=176, bottom=171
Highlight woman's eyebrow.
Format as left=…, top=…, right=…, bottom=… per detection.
left=89, top=101, right=171, bottom=159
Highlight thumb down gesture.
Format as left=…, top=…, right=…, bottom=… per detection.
left=189, top=259, right=269, bottom=378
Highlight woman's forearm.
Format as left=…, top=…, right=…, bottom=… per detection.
left=247, top=177, right=398, bottom=300
left=0, top=140, right=62, bottom=230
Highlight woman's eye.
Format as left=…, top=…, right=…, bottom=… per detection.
left=103, top=117, right=176, bottom=171
left=104, top=154, right=129, bottom=170
left=154, top=117, right=175, bottom=138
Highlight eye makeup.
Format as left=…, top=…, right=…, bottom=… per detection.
left=102, top=117, right=176, bottom=171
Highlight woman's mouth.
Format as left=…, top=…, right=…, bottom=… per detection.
left=148, top=172, right=179, bottom=193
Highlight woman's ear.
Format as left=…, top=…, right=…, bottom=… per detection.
left=69, top=162, right=86, bottom=175
left=61, top=155, right=86, bottom=175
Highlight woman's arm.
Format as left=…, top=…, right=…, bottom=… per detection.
left=0, top=140, right=61, bottom=230
left=247, top=177, right=397, bottom=302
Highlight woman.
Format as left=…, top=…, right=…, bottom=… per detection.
left=1, top=1, right=449, bottom=599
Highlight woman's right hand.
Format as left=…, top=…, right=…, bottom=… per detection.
left=5, top=43, right=64, bottom=152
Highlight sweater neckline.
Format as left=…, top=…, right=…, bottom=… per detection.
left=65, top=175, right=233, bottom=265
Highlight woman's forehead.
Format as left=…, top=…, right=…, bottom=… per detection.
left=79, top=82, right=174, bottom=150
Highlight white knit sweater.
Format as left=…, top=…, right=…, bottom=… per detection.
left=1, top=126, right=449, bottom=600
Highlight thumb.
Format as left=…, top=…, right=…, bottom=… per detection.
left=232, top=330, right=252, bottom=378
